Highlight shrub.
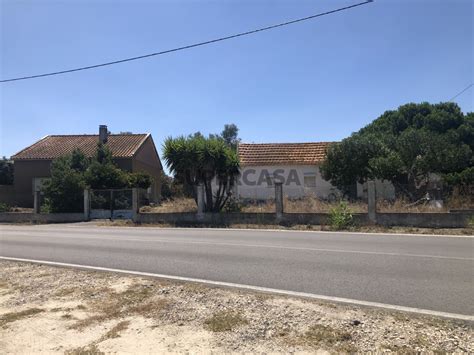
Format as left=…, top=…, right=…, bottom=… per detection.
left=128, top=172, right=153, bottom=189
left=43, top=151, right=87, bottom=213
left=328, top=201, right=353, bottom=230
left=223, top=197, right=242, bottom=212
left=0, top=202, right=10, bottom=212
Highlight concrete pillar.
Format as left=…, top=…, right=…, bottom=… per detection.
left=274, top=182, right=283, bottom=221
left=84, top=189, right=90, bottom=221
left=33, top=190, right=41, bottom=214
left=132, top=188, right=139, bottom=222
left=197, top=184, right=205, bottom=217
left=368, top=180, right=377, bottom=223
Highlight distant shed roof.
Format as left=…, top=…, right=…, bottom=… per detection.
left=238, top=142, right=333, bottom=166
left=12, top=134, right=149, bottom=160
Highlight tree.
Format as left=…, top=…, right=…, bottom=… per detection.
left=321, top=102, right=473, bottom=200
left=0, top=157, right=14, bottom=185
left=129, top=171, right=154, bottom=189
left=84, top=143, right=129, bottom=189
left=43, top=145, right=154, bottom=212
left=220, top=123, right=240, bottom=150
left=163, top=135, right=240, bottom=212
left=208, top=123, right=241, bottom=150
left=43, top=149, right=88, bottom=212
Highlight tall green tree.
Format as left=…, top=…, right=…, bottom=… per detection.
left=163, top=135, right=239, bottom=212
left=321, top=102, right=473, bottom=200
left=84, top=143, right=129, bottom=189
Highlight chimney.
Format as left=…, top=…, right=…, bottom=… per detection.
left=99, top=125, right=108, bottom=144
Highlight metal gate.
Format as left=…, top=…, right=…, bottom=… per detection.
left=90, top=189, right=133, bottom=219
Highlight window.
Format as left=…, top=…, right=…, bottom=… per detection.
left=304, top=175, right=316, bottom=188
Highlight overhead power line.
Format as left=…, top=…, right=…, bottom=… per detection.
left=448, top=83, right=473, bottom=102
left=1, top=0, right=373, bottom=83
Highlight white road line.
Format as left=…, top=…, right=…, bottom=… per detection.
left=2, top=231, right=473, bottom=261
left=1, top=256, right=472, bottom=322
left=1, top=224, right=473, bottom=238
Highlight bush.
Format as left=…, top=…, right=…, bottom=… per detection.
left=328, top=201, right=353, bottom=230
left=223, top=197, right=242, bottom=212
left=0, top=202, right=10, bottom=212
left=43, top=151, right=87, bottom=213
left=128, top=172, right=153, bottom=189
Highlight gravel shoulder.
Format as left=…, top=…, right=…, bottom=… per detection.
left=1, top=261, right=472, bottom=354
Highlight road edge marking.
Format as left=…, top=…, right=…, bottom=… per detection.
left=1, top=256, right=472, bottom=322
left=5, top=222, right=472, bottom=239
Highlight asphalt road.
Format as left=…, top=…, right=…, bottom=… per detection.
left=0, top=224, right=473, bottom=316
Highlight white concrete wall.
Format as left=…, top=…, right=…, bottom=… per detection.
left=211, top=164, right=396, bottom=201
left=235, top=165, right=338, bottom=200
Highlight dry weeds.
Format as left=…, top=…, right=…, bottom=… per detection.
left=0, top=308, right=44, bottom=327
left=204, top=310, right=248, bottom=332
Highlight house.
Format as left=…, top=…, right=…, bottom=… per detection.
left=234, top=142, right=395, bottom=201
left=9, top=125, right=163, bottom=207
left=235, top=142, right=336, bottom=200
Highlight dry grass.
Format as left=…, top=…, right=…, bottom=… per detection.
left=241, top=196, right=367, bottom=213
left=65, top=344, right=104, bottom=355
left=291, top=324, right=356, bottom=352
left=141, top=198, right=197, bottom=213
left=204, top=310, right=248, bottom=332
left=378, top=193, right=473, bottom=213
left=70, top=284, right=167, bottom=330
left=98, top=320, right=130, bottom=342
left=141, top=191, right=472, bottom=215
left=0, top=308, right=44, bottom=327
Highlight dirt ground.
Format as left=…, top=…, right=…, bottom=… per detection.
left=0, top=261, right=472, bottom=354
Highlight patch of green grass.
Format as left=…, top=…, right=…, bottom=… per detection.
left=204, top=310, right=248, bottom=332
left=0, top=308, right=44, bottom=327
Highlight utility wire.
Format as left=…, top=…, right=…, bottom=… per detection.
left=1, top=0, right=373, bottom=83
left=448, top=83, right=473, bottom=102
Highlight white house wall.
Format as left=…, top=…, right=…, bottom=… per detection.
left=235, top=165, right=337, bottom=200
left=211, top=165, right=396, bottom=201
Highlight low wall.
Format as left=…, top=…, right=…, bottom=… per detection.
left=0, top=211, right=471, bottom=228
left=136, top=212, right=369, bottom=226
left=136, top=211, right=471, bottom=228
left=376, top=212, right=472, bottom=228
left=0, top=213, right=84, bottom=223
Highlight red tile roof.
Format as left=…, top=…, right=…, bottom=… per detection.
left=238, top=142, right=333, bottom=166
left=12, top=134, right=149, bottom=160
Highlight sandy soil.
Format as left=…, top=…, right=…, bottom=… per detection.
left=0, top=261, right=472, bottom=354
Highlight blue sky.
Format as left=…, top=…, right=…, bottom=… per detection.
left=1, top=0, right=472, bottom=161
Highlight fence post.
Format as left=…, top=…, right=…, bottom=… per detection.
left=84, top=189, right=90, bottom=221
left=275, top=182, right=283, bottom=221
left=132, top=188, right=139, bottom=222
left=33, top=190, right=41, bottom=214
left=368, top=180, right=377, bottom=223
left=197, top=183, right=205, bottom=218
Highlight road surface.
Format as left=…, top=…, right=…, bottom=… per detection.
left=0, top=223, right=473, bottom=316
